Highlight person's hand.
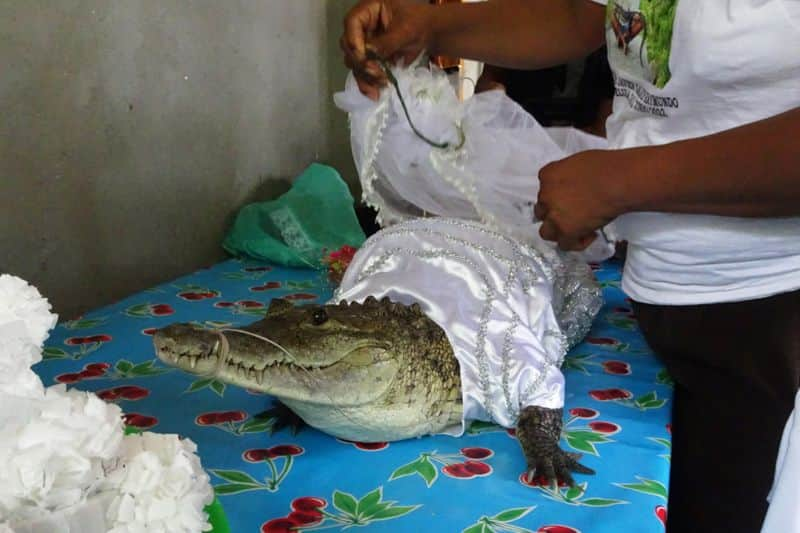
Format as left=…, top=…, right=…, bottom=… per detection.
left=474, top=64, right=507, bottom=94
left=535, top=150, right=625, bottom=251
left=340, top=0, right=434, bottom=100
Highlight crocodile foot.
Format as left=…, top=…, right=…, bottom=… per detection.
left=254, top=401, right=307, bottom=436
left=516, top=405, right=595, bottom=488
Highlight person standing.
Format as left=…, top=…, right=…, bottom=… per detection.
left=340, top=1, right=800, bottom=531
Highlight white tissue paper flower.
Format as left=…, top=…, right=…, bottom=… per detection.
left=0, top=275, right=58, bottom=348
left=0, top=387, right=124, bottom=521
left=0, top=330, right=44, bottom=397
left=0, top=274, right=214, bottom=533
left=104, top=433, right=213, bottom=533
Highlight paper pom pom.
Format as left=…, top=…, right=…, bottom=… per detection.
left=0, top=386, right=124, bottom=521
left=104, top=433, right=213, bottom=533
left=0, top=275, right=214, bottom=533
left=0, top=331, right=44, bottom=398
left=0, top=275, right=58, bottom=348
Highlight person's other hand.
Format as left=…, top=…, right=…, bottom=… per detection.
left=535, top=150, right=625, bottom=251
left=340, top=0, right=434, bottom=100
left=474, top=64, right=507, bottom=94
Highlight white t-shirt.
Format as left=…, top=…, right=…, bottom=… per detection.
left=591, top=0, right=800, bottom=305
left=763, top=390, right=800, bottom=533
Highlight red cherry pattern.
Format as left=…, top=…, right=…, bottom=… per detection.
left=352, top=441, right=389, bottom=451
left=442, top=463, right=471, bottom=478
left=588, top=421, right=620, bottom=434
left=195, top=411, right=247, bottom=425
left=122, top=413, right=158, bottom=429
left=243, top=449, right=276, bottom=462
left=141, top=327, right=159, bottom=336
left=250, top=281, right=282, bottom=292
left=463, top=460, right=492, bottom=475
left=460, top=447, right=493, bottom=459
left=287, top=510, right=322, bottom=525
left=602, top=360, right=631, bottom=375
left=237, top=300, right=264, bottom=308
left=338, top=439, right=390, bottom=451
left=261, top=517, right=300, bottom=533
left=56, top=362, right=111, bottom=383
left=150, top=304, right=174, bottom=316
left=589, top=388, right=633, bottom=401
left=97, top=385, right=149, bottom=401
left=568, top=408, right=599, bottom=419
left=267, top=444, right=304, bottom=457
left=65, top=334, right=112, bottom=345
left=178, top=292, right=203, bottom=301
left=292, top=497, right=326, bottom=512
left=262, top=497, right=327, bottom=532
left=538, top=526, right=581, bottom=533
left=655, top=505, right=667, bottom=526
left=55, top=373, right=83, bottom=384
left=442, top=460, right=492, bottom=479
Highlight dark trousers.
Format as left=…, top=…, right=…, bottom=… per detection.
left=633, top=289, right=800, bottom=533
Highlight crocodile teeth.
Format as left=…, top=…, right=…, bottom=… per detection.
left=189, top=356, right=197, bottom=369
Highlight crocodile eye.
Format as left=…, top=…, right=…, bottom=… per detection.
left=311, top=308, right=328, bottom=326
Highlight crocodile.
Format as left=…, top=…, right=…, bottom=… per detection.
left=153, top=296, right=594, bottom=486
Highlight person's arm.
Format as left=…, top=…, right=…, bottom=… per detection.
left=535, top=107, right=800, bottom=250
left=341, top=0, right=606, bottom=99
left=424, top=0, right=606, bottom=69
left=474, top=64, right=508, bottom=93
left=618, top=107, right=800, bottom=217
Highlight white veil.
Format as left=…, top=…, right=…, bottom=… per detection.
left=333, top=59, right=616, bottom=262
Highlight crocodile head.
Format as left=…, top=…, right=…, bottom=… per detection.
left=153, top=296, right=463, bottom=441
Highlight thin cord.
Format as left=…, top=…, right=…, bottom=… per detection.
left=219, top=328, right=296, bottom=361
left=367, top=50, right=465, bottom=151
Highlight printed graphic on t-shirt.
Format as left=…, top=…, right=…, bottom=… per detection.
left=606, top=0, right=679, bottom=117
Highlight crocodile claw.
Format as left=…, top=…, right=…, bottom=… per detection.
left=517, top=406, right=595, bottom=488
left=254, top=401, right=307, bottom=436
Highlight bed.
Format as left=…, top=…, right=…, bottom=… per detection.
left=36, top=257, right=671, bottom=533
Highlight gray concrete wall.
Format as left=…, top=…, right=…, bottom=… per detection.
left=1, top=0, right=358, bottom=319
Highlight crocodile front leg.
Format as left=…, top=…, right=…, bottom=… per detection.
left=254, top=401, right=307, bottom=435
left=516, top=406, right=595, bottom=487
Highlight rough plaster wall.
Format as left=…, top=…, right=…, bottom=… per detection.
left=1, top=0, right=359, bottom=319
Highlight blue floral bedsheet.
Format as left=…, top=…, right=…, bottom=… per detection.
left=36, top=258, right=671, bottom=533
